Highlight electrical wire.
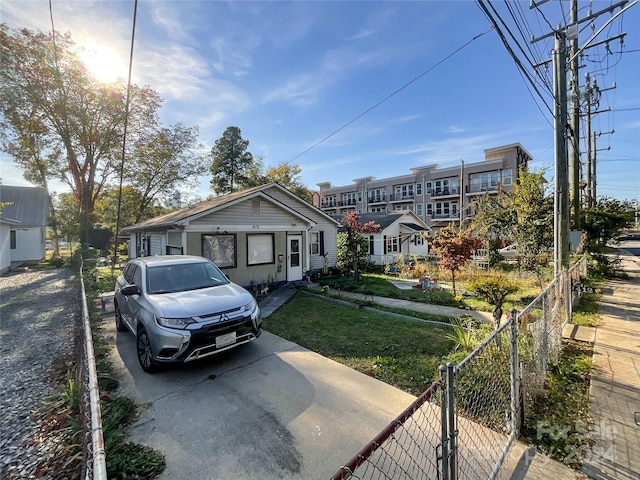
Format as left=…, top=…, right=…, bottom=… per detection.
left=284, top=26, right=493, bottom=165
left=113, top=0, right=138, bottom=272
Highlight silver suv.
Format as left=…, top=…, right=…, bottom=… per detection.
left=114, top=255, right=261, bottom=373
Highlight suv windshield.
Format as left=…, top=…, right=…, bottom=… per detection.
left=146, top=262, right=229, bottom=294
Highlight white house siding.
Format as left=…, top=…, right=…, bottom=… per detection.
left=1, top=223, right=11, bottom=272
left=10, top=226, right=45, bottom=264
left=263, top=187, right=338, bottom=271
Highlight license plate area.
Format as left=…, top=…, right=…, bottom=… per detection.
left=215, top=332, right=236, bottom=348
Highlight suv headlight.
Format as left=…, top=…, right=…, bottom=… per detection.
left=242, top=298, right=258, bottom=315
left=155, top=316, right=196, bottom=329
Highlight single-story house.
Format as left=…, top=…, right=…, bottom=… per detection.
left=333, top=211, right=432, bottom=266
left=121, top=183, right=340, bottom=289
left=0, top=185, right=49, bottom=271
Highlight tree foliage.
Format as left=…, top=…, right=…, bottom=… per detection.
left=0, top=25, right=162, bottom=243
left=469, top=274, right=520, bottom=328
left=582, top=197, right=634, bottom=250
left=209, top=126, right=254, bottom=194
left=429, top=224, right=483, bottom=295
left=472, top=167, right=553, bottom=270
left=125, top=123, right=203, bottom=223
left=264, top=162, right=312, bottom=202
left=337, top=212, right=381, bottom=280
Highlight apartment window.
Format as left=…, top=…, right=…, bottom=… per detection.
left=10, top=230, right=16, bottom=249
left=247, top=233, right=274, bottom=265
left=434, top=177, right=459, bottom=195
left=435, top=201, right=459, bottom=217
left=370, top=206, right=386, bottom=213
left=426, top=182, right=432, bottom=194
left=368, top=188, right=386, bottom=202
left=416, top=183, right=422, bottom=195
left=470, top=171, right=500, bottom=191
left=416, top=203, right=423, bottom=216
left=395, top=184, right=414, bottom=198
left=426, top=203, right=433, bottom=216
left=342, top=192, right=356, bottom=205
left=502, top=169, right=513, bottom=186
left=202, top=234, right=236, bottom=268
left=358, top=191, right=362, bottom=202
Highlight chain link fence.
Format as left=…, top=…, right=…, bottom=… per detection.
left=330, top=380, right=444, bottom=480
left=331, top=257, right=588, bottom=480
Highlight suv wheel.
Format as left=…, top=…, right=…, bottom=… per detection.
left=115, top=302, right=127, bottom=332
left=137, top=327, right=159, bottom=373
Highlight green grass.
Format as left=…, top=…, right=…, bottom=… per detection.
left=264, top=293, right=454, bottom=395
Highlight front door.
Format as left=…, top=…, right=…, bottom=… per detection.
left=287, top=235, right=303, bottom=282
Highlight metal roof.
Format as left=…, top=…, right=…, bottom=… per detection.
left=0, top=186, right=48, bottom=226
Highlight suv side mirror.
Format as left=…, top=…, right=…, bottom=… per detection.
left=121, top=285, right=141, bottom=296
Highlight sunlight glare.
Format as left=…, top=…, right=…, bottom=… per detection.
left=79, top=44, right=128, bottom=83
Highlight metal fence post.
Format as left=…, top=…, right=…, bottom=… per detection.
left=509, top=309, right=521, bottom=436
left=447, top=362, right=457, bottom=480
left=440, top=365, right=449, bottom=480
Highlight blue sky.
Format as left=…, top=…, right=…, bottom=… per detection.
left=1, top=0, right=638, bottom=202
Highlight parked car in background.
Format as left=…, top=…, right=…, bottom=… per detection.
left=497, top=244, right=518, bottom=259
left=114, top=255, right=262, bottom=373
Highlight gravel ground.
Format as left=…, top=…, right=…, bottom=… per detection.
left=0, top=267, right=80, bottom=479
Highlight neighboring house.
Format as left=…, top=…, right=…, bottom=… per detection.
left=121, top=183, right=340, bottom=289
left=318, top=143, right=531, bottom=232
left=0, top=216, right=21, bottom=273
left=0, top=186, right=49, bottom=271
left=334, top=211, right=432, bottom=266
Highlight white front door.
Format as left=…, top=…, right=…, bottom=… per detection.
left=287, top=235, right=303, bottom=282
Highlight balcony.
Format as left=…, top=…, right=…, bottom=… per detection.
left=431, top=212, right=460, bottom=220
left=338, top=199, right=357, bottom=207
left=368, top=196, right=387, bottom=204
left=389, top=193, right=414, bottom=202
left=467, top=184, right=498, bottom=195
left=431, top=187, right=460, bottom=198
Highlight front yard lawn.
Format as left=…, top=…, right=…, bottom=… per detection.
left=263, top=293, right=454, bottom=396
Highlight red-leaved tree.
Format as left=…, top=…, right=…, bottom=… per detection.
left=429, top=225, right=484, bottom=295
left=340, top=212, right=381, bottom=280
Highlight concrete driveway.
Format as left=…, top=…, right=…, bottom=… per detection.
left=103, top=308, right=416, bottom=479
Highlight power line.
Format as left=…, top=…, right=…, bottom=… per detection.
left=113, top=0, right=139, bottom=272
left=284, top=27, right=493, bottom=165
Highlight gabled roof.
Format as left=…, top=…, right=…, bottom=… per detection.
left=0, top=186, right=48, bottom=226
left=123, top=183, right=339, bottom=232
left=333, top=211, right=431, bottom=232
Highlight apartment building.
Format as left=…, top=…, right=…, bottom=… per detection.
left=316, top=143, right=531, bottom=230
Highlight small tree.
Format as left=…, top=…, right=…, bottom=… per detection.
left=338, top=212, right=380, bottom=280
left=429, top=225, right=484, bottom=295
left=470, top=274, right=520, bottom=329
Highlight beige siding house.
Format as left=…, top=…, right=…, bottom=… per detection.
left=122, top=183, right=339, bottom=289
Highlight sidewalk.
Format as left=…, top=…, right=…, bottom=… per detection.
left=583, top=249, right=640, bottom=479
left=304, top=281, right=495, bottom=324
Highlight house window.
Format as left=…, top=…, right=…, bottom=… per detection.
left=502, top=169, right=513, bottom=186
left=252, top=200, right=261, bottom=216
left=386, top=236, right=399, bottom=253
left=416, top=183, right=422, bottom=195
left=414, top=234, right=424, bottom=245
left=202, top=234, right=236, bottom=268
left=416, top=203, right=423, bottom=216
left=247, top=233, right=274, bottom=265
left=369, top=235, right=375, bottom=255
left=10, top=230, right=16, bottom=249
left=310, top=232, right=320, bottom=255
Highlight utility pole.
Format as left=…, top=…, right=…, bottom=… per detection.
left=570, top=0, right=581, bottom=228
left=553, top=31, right=570, bottom=272
left=585, top=73, right=593, bottom=210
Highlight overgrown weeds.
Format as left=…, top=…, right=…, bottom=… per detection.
left=522, top=341, right=596, bottom=467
